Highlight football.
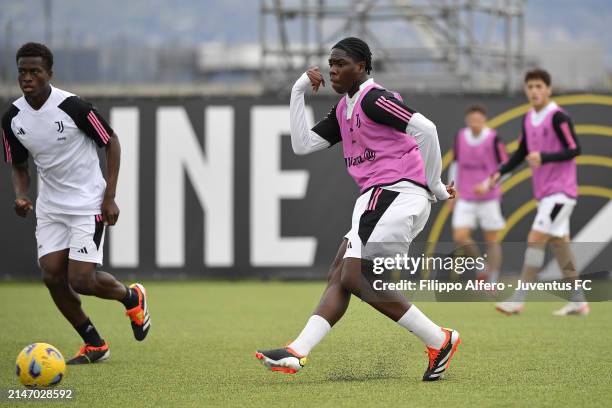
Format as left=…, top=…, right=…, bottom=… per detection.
left=15, top=343, right=66, bottom=388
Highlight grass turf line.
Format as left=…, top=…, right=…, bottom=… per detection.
left=0, top=282, right=611, bottom=407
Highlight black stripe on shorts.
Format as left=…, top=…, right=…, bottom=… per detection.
left=358, top=188, right=400, bottom=245
left=550, top=203, right=564, bottom=222
left=93, top=215, right=105, bottom=250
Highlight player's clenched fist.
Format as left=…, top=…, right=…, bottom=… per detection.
left=14, top=196, right=33, bottom=217
left=102, top=196, right=120, bottom=226
left=306, top=66, right=325, bottom=92
left=446, top=181, right=456, bottom=199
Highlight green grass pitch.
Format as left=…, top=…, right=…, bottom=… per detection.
left=1, top=281, right=611, bottom=407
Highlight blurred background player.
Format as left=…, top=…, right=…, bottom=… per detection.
left=490, top=69, right=588, bottom=316
left=1, top=43, right=151, bottom=364
left=256, top=37, right=460, bottom=382
left=448, top=105, right=508, bottom=283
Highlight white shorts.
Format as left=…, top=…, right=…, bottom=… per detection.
left=36, top=209, right=106, bottom=265
left=532, top=193, right=576, bottom=237
left=344, top=187, right=431, bottom=260
left=452, top=199, right=505, bottom=231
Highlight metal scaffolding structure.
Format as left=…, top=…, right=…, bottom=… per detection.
left=260, top=0, right=526, bottom=93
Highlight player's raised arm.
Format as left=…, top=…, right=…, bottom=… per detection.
left=289, top=68, right=338, bottom=155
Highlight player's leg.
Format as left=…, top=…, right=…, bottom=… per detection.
left=479, top=200, right=505, bottom=283
left=452, top=200, right=487, bottom=279
left=40, top=249, right=87, bottom=326
left=67, top=259, right=127, bottom=299
left=482, top=230, right=502, bottom=283
left=36, top=212, right=109, bottom=363
left=340, top=257, right=411, bottom=319
left=68, top=214, right=151, bottom=342
left=495, top=229, right=548, bottom=314
left=341, top=191, right=460, bottom=381
left=549, top=235, right=589, bottom=315
left=41, top=253, right=111, bottom=365
left=452, top=228, right=480, bottom=257
left=312, top=238, right=351, bottom=325
left=536, top=200, right=588, bottom=315
left=340, top=258, right=460, bottom=381
left=452, top=200, right=481, bottom=259
left=256, top=239, right=350, bottom=373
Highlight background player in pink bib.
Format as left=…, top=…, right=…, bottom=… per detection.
left=256, top=37, right=461, bottom=381
left=488, top=69, right=588, bottom=316
left=448, top=105, right=508, bottom=283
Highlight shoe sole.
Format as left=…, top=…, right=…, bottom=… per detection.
left=553, top=306, right=590, bottom=316
left=254, top=352, right=299, bottom=374
left=67, top=349, right=110, bottom=365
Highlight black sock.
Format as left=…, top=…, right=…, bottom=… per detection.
left=120, top=285, right=139, bottom=309
left=75, top=318, right=104, bottom=347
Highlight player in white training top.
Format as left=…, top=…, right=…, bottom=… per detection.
left=2, top=43, right=151, bottom=364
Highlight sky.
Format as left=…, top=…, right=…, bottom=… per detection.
left=1, top=0, right=611, bottom=68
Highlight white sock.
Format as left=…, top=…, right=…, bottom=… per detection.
left=488, top=270, right=500, bottom=284
left=287, top=315, right=331, bottom=356
left=397, top=305, right=445, bottom=349
left=509, top=289, right=527, bottom=303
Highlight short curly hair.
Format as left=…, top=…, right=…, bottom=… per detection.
left=16, top=42, right=54, bottom=71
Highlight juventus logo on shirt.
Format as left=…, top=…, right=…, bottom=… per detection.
left=356, top=114, right=361, bottom=128
left=55, top=121, right=64, bottom=133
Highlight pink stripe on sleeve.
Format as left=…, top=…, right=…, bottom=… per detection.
left=87, top=112, right=108, bottom=143
left=497, top=142, right=508, bottom=163
left=380, top=96, right=413, bottom=120
left=90, top=112, right=110, bottom=143
left=375, top=100, right=411, bottom=123
left=560, top=122, right=577, bottom=149
left=2, top=131, right=12, bottom=163
left=90, top=113, right=110, bottom=142
left=91, top=111, right=110, bottom=142
left=88, top=111, right=110, bottom=144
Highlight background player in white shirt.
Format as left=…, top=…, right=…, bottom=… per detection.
left=2, top=43, right=151, bottom=364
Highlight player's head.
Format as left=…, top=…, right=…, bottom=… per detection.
left=329, top=37, right=372, bottom=95
left=524, top=68, right=551, bottom=109
left=15, top=42, right=54, bottom=98
left=465, top=105, right=487, bottom=134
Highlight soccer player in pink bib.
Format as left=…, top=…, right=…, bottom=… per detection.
left=489, top=69, right=588, bottom=316
left=448, top=105, right=508, bottom=283
left=256, top=37, right=461, bottom=381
